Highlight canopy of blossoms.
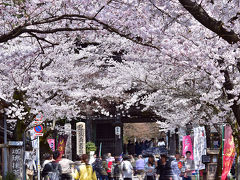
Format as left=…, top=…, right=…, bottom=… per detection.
left=1, top=0, right=240, bottom=131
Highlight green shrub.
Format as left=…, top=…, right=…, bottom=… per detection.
left=86, top=141, right=97, bottom=154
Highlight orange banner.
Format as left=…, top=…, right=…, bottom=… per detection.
left=221, top=126, right=235, bottom=180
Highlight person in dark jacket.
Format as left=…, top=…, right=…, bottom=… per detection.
left=101, top=155, right=109, bottom=180
left=92, top=157, right=103, bottom=180
left=111, top=157, right=121, bottom=180
left=42, top=150, right=62, bottom=180
left=156, top=154, right=173, bottom=180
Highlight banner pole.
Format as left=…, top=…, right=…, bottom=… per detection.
left=99, top=142, right=102, bottom=157
left=222, top=124, right=225, bottom=170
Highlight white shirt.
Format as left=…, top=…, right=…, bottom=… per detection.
left=59, top=158, right=73, bottom=174
left=121, top=160, right=133, bottom=178
left=158, top=141, right=165, bottom=146
left=42, top=160, right=53, bottom=170
left=89, top=157, right=96, bottom=165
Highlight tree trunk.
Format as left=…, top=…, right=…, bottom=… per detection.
left=13, top=119, right=26, bottom=140
left=215, top=144, right=223, bottom=180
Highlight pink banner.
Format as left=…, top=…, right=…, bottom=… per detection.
left=182, top=135, right=193, bottom=160
left=47, top=139, right=55, bottom=151
left=221, top=126, right=235, bottom=180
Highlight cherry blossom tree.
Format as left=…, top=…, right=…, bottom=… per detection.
left=1, top=0, right=240, bottom=151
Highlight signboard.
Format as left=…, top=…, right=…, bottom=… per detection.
left=115, top=126, right=121, bottom=135
left=8, top=141, right=23, bottom=146
left=35, top=114, right=43, bottom=121
left=47, top=139, right=55, bottom=151
left=34, top=124, right=44, bottom=136
left=76, top=122, right=86, bottom=155
left=202, top=155, right=211, bottom=163
left=33, top=121, right=43, bottom=125
left=9, top=147, right=23, bottom=178
left=182, top=135, right=193, bottom=160
left=194, top=126, right=206, bottom=170
left=57, top=135, right=68, bottom=156
left=34, top=125, right=43, bottom=133
left=64, top=123, right=72, bottom=159
left=222, top=126, right=235, bottom=180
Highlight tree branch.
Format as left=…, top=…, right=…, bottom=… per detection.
left=44, top=91, right=58, bottom=103
left=178, top=0, right=240, bottom=44
left=24, top=27, right=98, bottom=34
left=40, top=59, right=54, bottom=70
left=93, top=0, right=113, bottom=18
left=28, top=32, right=59, bottom=46
left=0, top=25, right=24, bottom=43
left=0, top=14, right=160, bottom=50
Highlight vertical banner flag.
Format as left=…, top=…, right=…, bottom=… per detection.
left=221, top=126, right=235, bottom=180
left=64, top=123, right=72, bottom=159
left=194, top=127, right=207, bottom=170
left=47, top=139, right=55, bottom=151
left=57, top=135, right=68, bottom=156
left=182, top=135, right=193, bottom=160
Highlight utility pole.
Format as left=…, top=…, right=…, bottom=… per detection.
left=3, top=113, right=8, bottom=178
left=37, top=136, right=40, bottom=180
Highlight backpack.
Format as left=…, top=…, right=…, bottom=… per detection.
left=113, top=164, right=120, bottom=175
left=92, top=160, right=105, bottom=175
left=46, top=163, right=60, bottom=180
left=122, top=162, right=127, bottom=171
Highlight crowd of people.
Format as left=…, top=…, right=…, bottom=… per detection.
left=37, top=150, right=195, bottom=180
left=126, top=138, right=165, bottom=155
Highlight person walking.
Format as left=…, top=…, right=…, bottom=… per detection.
left=157, top=138, right=165, bottom=147
left=42, top=153, right=53, bottom=170
left=135, top=155, right=145, bottom=180
left=121, top=155, right=133, bottom=180
left=111, top=157, right=122, bottom=180
left=100, top=155, right=109, bottom=180
left=92, top=157, right=104, bottom=180
left=107, top=153, right=115, bottom=162
left=59, top=155, right=73, bottom=180
left=72, top=154, right=97, bottom=180
left=42, top=150, right=62, bottom=180
left=183, top=151, right=194, bottom=180
left=171, top=153, right=183, bottom=180
left=156, top=154, right=173, bottom=180
left=107, top=160, right=113, bottom=180
left=145, top=155, right=156, bottom=180
left=25, top=151, right=36, bottom=180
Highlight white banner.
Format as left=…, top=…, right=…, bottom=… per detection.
left=193, top=126, right=207, bottom=170
left=64, top=123, right=72, bottom=159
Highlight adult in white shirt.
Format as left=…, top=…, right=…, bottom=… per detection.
left=157, top=138, right=166, bottom=146
left=121, top=155, right=133, bottom=180
left=89, top=152, right=96, bottom=165
left=42, top=153, right=53, bottom=170
left=59, top=155, right=73, bottom=180
left=106, top=152, right=115, bottom=162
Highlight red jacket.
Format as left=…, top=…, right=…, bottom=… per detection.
left=107, top=161, right=113, bottom=173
